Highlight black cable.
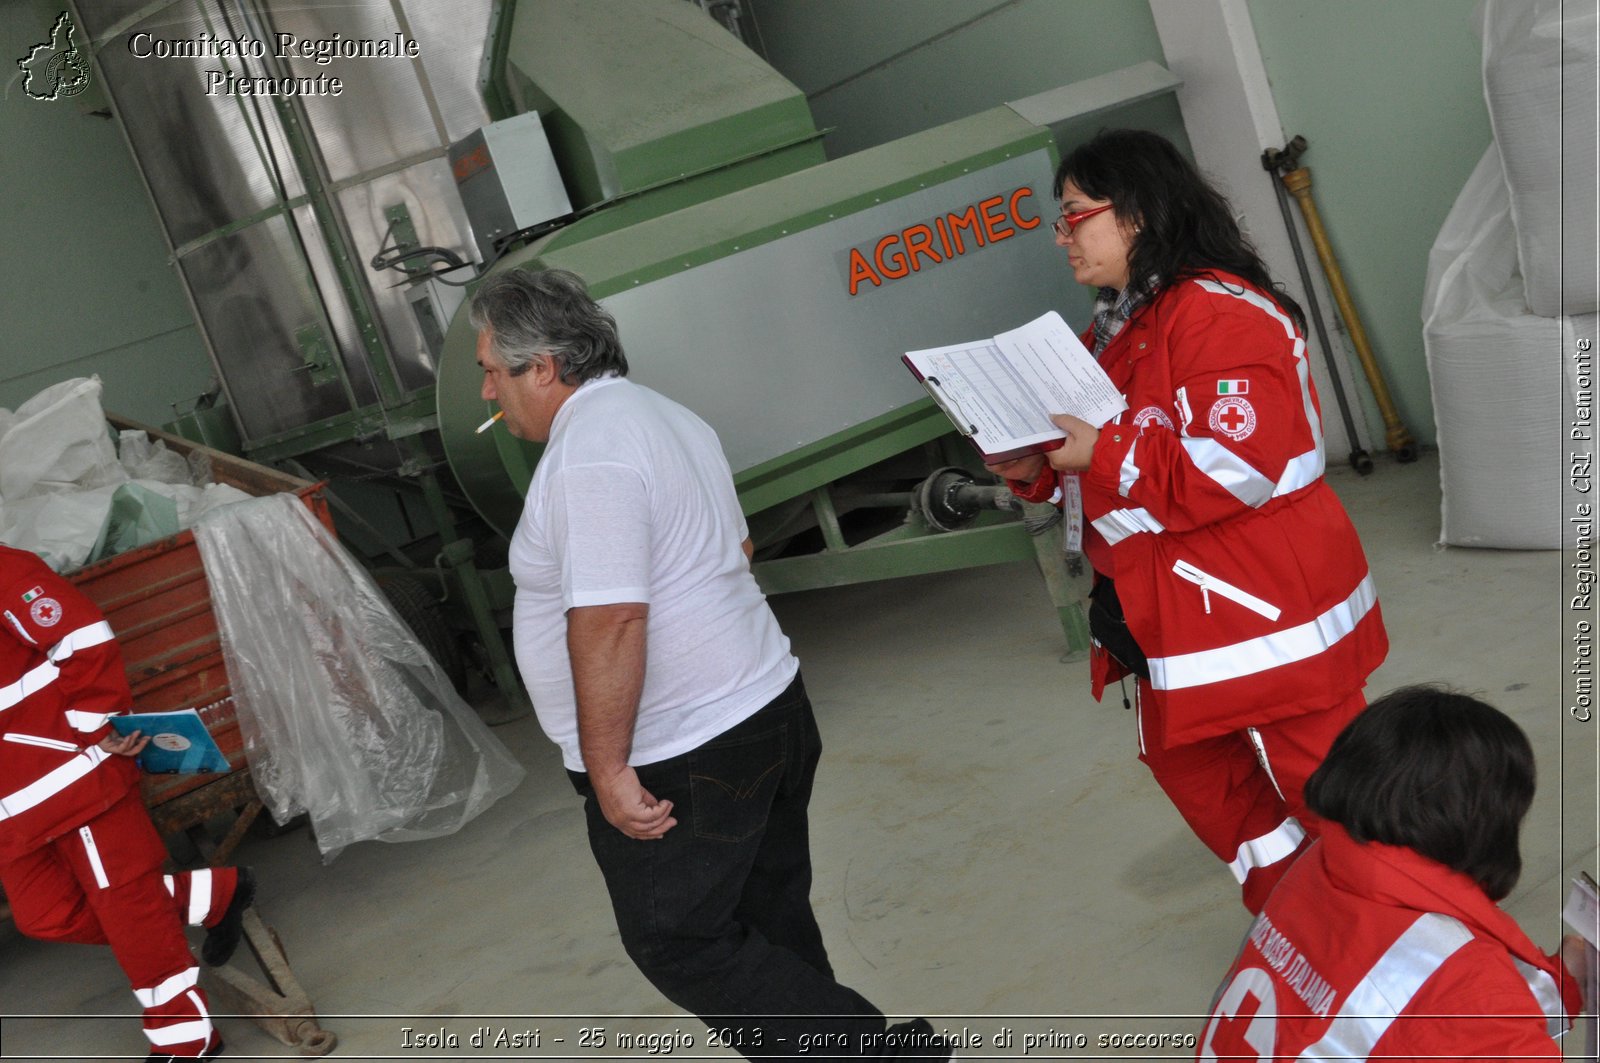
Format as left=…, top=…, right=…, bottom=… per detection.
left=371, top=245, right=467, bottom=274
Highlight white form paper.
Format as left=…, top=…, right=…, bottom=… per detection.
left=904, top=311, right=1127, bottom=463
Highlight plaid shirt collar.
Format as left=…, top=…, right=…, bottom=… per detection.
left=1090, top=283, right=1151, bottom=355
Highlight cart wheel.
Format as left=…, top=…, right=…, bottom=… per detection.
left=378, top=574, right=467, bottom=689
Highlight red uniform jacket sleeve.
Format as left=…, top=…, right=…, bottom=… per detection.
left=1082, top=279, right=1321, bottom=535
left=1377, top=941, right=1569, bottom=1060
left=1003, top=468, right=1062, bottom=505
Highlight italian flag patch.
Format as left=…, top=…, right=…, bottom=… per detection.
left=21, top=586, right=42, bottom=604
left=1217, top=379, right=1249, bottom=395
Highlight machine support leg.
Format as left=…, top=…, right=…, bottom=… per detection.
left=413, top=460, right=530, bottom=724
left=809, top=486, right=848, bottom=551
left=1021, top=501, right=1091, bottom=656
left=439, top=538, right=530, bottom=724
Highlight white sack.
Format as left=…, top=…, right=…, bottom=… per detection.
left=1424, top=147, right=1586, bottom=549
left=1481, top=0, right=1599, bottom=316
left=0, top=487, right=122, bottom=572
left=0, top=379, right=254, bottom=570
left=0, top=377, right=126, bottom=501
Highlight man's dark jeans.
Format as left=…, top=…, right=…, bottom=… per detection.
left=571, top=674, right=943, bottom=1060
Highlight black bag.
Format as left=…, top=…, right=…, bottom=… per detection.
left=1087, top=577, right=1150, bottom=680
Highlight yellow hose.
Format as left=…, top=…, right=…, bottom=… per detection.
left=1281, top=167, right=1417, bottom=459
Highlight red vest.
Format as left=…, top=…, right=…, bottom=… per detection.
left=1198, top=827, right=1574, bottom=1060
left=0, top=545, right=139, bottom=863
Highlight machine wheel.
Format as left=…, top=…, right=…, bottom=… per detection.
left=378, top=574, right=467, bottom=689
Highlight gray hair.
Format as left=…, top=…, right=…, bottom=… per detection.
left=467, top=267, right=628, bottom=385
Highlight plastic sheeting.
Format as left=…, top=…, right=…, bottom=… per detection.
left=193, top=493, right=525, bottom=861
left=1481, top=0, right=1598, bottom=317
left=1423, top=147, right=1592, bottom=549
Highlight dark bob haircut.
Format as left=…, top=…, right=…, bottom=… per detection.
left=1055, top=128, right=1306, bottom=332
left=1304, top=685, right=1535, bottom=901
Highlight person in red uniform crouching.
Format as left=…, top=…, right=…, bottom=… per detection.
left=990, top=129, right=1387, bottom=912
left=1197, top=686, right=1584, bottom=1060
left=0, top=544, right=255, bottom=1061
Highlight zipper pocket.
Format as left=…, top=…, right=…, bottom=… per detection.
left=3, top=733, right=82, bottom=753
left=1172, top=560, right=1282, bottom=621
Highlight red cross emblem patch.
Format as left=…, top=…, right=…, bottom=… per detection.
left=29, top=596, right=62, bottom=628
left=1133, top=405, right=1176, bottom=432
left=1209, top=397, right=1257, bottom=441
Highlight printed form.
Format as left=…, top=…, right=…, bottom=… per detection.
left=903, top=311, right=1127, bottom=464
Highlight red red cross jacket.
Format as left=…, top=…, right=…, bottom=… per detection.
left=0, top=545, right=139, bottom=864
left=1197, top=825, right=1577, bottom=1060
left=1009, top=272, right=1388, bottom=747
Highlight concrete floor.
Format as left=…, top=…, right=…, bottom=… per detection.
left=1, top=451, right=1594, bottom=1060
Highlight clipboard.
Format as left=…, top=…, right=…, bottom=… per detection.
left=110, top=709, right=230, bottom=775
left=901, top=357, right=1065, bottom=465
left=902, top=311, right=1126, bottom=466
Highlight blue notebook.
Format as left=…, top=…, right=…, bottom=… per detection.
left=110, top=709, right=230, bottom=775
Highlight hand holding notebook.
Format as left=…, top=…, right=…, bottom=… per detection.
left=110, top=709, right=230, bottom=775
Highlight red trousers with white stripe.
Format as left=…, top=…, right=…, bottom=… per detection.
left=1136, top=684, right=1365, bottom=913
left=1, top=789, right=239, bottom=1057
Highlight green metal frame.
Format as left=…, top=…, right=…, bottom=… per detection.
left=431, top=102, right=1089, bottom=649
left=754, top=510, right=1034, bottom=594
left=480, top=0, right=518, bottom=123
left=734, top=401, right=950, bottom=517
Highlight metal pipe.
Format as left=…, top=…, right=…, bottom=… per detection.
left=836, top=492, right=916, bottom=509
left=914, top=468, right=1019, bottom=533
left=1262, top=148, right=1371, bottom=475
left=1279, top=166, right=1418, bottom=462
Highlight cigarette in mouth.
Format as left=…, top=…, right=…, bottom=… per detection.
left=475, top=411, right=504, bottom=434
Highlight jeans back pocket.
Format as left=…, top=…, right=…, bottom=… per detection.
left=688, top=728, right=786, bottom=843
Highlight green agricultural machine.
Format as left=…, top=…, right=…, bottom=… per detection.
left=72, top=0, right=1180, bottom=715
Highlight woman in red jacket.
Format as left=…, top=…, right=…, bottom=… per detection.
left=0, top=544, right=254, bottom=1061
left=992, top=129, right=1388, bottom=911
left=1198, top=686, right=1581, bottom=1059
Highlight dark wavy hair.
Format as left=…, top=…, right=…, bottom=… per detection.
left=1304, top=685, right=1536, bottom=901
left=1055, top=129, right=1305, bottom=332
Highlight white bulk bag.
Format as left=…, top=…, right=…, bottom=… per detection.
left=1481, top=0, right=1599, bottom=316
left=1423, top=148, right=1585, bottom=549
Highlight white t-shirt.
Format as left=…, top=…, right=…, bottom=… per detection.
left=508, top=376, right=798, bottom=771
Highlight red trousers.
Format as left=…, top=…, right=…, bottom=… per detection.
left=1136, top=684, right=1365, bottom=913
left=2, top=790, right=239, bottom=1057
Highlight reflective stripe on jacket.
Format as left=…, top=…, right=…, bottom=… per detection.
left=1076, top=273, right=1387, bottom=746
left=1198, top=827, right=1575, bottom=1061
left=0, top=546, right=138, bottom=862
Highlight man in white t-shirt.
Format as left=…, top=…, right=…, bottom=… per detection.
left=468, top=269, right=952, bottom=1061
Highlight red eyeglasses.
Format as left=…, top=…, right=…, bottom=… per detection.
left=1052, top=203, right=1115, bottom=238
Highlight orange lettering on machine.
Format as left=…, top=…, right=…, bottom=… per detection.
left=844, top=186, right=1042, bottom=297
